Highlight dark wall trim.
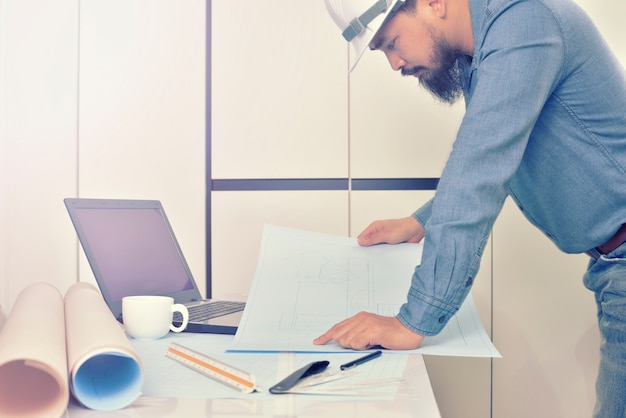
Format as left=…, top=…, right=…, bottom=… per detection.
left=212, top=179, right=348, bottom=191
left=351, top=178, right=439, bottom=190
left=211, top=178, right=439, bottom=191
left=205, top=0, right=213, bottom=298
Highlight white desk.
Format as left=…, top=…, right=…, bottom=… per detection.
left=66, top=333, right=440, bottom=418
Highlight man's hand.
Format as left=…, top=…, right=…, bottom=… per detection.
left=313, top=312, right=424, bottom=350
left=357, top=216, right=425, bottom=247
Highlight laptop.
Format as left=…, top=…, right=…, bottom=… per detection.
left=64, top=198, right=245, bottom=335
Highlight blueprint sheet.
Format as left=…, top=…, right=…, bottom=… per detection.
left=130, top=333, right=414, bottom=399
left=230, top=225, right=500, bottom=357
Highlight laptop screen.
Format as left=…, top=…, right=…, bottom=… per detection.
left=72, top=206, right=194, bottom=301
left=64, top=198, right=202, bottom=317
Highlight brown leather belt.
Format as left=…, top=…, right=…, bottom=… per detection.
left=586, top=224, right=626, bottom=259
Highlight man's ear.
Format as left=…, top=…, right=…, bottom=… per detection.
left=427, top=0, right=447, bottom=18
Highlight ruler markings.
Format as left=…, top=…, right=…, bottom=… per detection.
left=165, top=342, right=257, bottom=393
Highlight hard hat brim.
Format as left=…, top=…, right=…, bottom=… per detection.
left=348, top=0, right=402, bottom=71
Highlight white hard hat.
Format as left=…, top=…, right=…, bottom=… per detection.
left=325, top=0, right=405, bottom=71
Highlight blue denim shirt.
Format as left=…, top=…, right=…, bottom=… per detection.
left=399, top=0, right=626, bottom=336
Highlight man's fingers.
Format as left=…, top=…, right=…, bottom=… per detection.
left=313, top=313, right=377, bottom=349
left=313, top=330, right=332, bottom=345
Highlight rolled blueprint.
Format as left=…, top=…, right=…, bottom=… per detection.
left=0, top=283, right=69, bottom=418
left=0, top=282, right=144, bottom=416
left=65, top=282, right=144, bottom=410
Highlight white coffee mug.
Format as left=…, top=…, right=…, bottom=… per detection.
left=122, top=295, right=189, bottom=340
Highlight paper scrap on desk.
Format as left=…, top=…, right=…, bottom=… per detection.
left=229, top=224, right=500, bottom=357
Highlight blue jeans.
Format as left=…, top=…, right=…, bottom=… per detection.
left=583, top=242, right=626, bottom=418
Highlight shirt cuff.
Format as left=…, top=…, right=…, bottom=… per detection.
left=397, top=286, right=460, bottom=337
left=412, top=199, right=433, bottom=228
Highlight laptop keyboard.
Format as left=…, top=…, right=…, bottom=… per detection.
left=173, top=301, right=245, bottom=322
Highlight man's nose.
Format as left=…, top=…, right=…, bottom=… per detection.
left=385, top=52, right=406, bottom=72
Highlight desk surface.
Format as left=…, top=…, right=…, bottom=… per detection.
left=66, top=333, right=441, bottom=418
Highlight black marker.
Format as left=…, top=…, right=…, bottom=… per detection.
left=340, top=350, right=382, bottom=370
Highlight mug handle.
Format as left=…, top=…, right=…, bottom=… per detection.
left=170, top=303, right=189, bottom=332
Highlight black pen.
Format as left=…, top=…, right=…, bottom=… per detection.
left=340, top=350, right=382, bottom=370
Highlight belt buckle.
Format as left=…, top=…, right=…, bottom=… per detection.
left=585, top=248, right=602, bottom=260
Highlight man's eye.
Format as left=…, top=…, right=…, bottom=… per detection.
left=385, top=40, right=396, bottom=50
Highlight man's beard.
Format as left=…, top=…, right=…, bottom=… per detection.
left=402, top=36, right=464, bottom=104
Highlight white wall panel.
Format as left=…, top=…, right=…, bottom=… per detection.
left=211, top=0, right=348, bottom=179
left=78, top=0, right=207, bottom=295
left=350, top=50, right=464, bottom=179
left=0, top=0, right=78, bottom=311
left=577, top=0, right=626, bottom=64
left=492, top=200, right=597, bottom=417
left=211, top=191, right=348, bottom=299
